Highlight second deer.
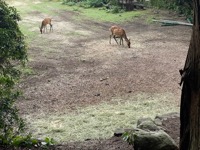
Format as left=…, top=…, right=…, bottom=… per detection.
left=40, top=18, right=53, bottom=34
left=109, top=25, right=131, bottom=48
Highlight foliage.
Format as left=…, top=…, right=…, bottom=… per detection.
left=12, top=135, right=55, bottom=148
left=0, top=1, right=56, bottom=148
left=0, top=0, right=27, bottom=145
left=62, top=0, right=122, bottom=12
left=122, top=131, right=135, bottom=145
left=0, top=134, right=55, bottom=148
left=109, top=6, right=123, bottom=13
left=62, top=0, right=106, bottom=7
left=150, top=0, right=193, bottom=18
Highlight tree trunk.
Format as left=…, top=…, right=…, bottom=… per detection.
left=179, top=0, right=200, bottom=150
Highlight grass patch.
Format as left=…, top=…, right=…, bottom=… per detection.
left=20, top=67, right=36, bottom=76
left=12, top=1, right=67, bottom=17
left=13, top=0, right=149, bottom=23
left=24, top=93, right=179, bottom=143
left=69, top=6, right=147, bottom=23
left=65, top=31, right=85, bottom=36
left=19, top=23, right=38, bottom=43
left=82, top=9, right=145, bottom=22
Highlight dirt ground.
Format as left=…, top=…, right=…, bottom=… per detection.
left=12, top=2, right=192, bottom=149
left=17, top=9, right=191, bottom=115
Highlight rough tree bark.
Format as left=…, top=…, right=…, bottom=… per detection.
left=179, top=0, right=200, bottom=150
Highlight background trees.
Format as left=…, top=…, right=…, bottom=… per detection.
left=62, top=0, right=193, bottom=18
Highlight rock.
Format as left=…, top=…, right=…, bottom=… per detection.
left=155, top=112, right=180, bottom=121
left=114, top=128, right=132, bottom=137
left=133, top=130, right=178, bottom=150
left=137, top=117, right=160, bottom=131
left=137, top=117, right=153, bottom=126
left=94, top=93, right=100, bottom=96
left=154, top=118, right=163, bottom=126
left=114, top=128, right=125, bottom=137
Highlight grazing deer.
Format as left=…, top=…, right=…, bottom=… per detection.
left=109, top=25, right=131, bottom=48
left=39, top=18, right=53, bottom=34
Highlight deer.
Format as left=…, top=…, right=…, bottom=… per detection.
left=109, top=25, right=131, bottom=48
left=39, top=18, right=53, bottom=34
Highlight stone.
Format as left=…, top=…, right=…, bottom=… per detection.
left=155, top=112, right=180, bottom=121
left=133, top=130, right=178, bottom=150
left=114, top=128, right=125, bottom=137
left=137, top=117, right=159, bottom=131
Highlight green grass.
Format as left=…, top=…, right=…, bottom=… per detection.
left=13, top=0, right=149, bottom=23
left=24, top=93, right=179, bottom=143
left=19, top=23, right=38, bottom=43
left=67, top=6, right=148, bottom=23
left=21, top=67, right=36, bottom=76
left=82, top=9, right=145, bottom=22
left=15, top=1, right=67, bottom=16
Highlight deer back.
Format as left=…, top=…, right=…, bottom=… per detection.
left=40, top=18, right=52, bottom=34
left=112, top=28, right=126, bottom=37
left=41, top=18, right=51, bottom=27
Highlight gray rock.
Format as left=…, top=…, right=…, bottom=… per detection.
left=133, top=130, right=178, bottom=150
left=154, top=118, right=163, bottom=126
left=114, top=128, right=125, bottom=137
left=137, top=117, right=153, bottom=126
left=155, top=112, right=180, bottom=121
left=137, top=117, right=159, bottom=131
left=114, top=128, right=132, bottom=137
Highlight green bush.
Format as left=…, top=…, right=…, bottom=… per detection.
left=110, top=6, right=121, bottom=13
left=88, top=0, right=103, bottom=7
left=150, top=0, right=193, bottom=18
left=0, top=0, right=27, bottom=144
left=0, top=1, right=55, bottom=149
left=64, top=1, right=76, bottom=6
left=62, top=0, right=120, bottom=9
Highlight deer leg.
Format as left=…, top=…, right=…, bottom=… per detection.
left=109, top=35, right=112, bottom=44
left=50, top=24, right=53, bottom=32
left=120, top=37, right=123, bottom=45
left=44, top=26, right=47, bottom=33
left=113, top=36, right=119, bottom=44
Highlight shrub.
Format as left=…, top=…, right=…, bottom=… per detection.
left=0, top=1, right=55, bottom=148
left=150, top=0, right=193, bottom=18
left=62, top=0, right=120, bottom=9
left=0, top=0, right=27, bottom=144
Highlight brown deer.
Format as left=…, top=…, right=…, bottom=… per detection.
left=40, top=18, right=53, bottom=34
left=109, top=25, right=131, bottom=48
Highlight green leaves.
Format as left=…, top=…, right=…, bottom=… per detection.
left=0, top=0, right=27, bottom=147
left=122, top=131, right=135, bottom=145
left=0, top=0, right=27, bottom=65
left=10, top=135, right=55, bottom=148
left=0, top=1, right=56, bottom=149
